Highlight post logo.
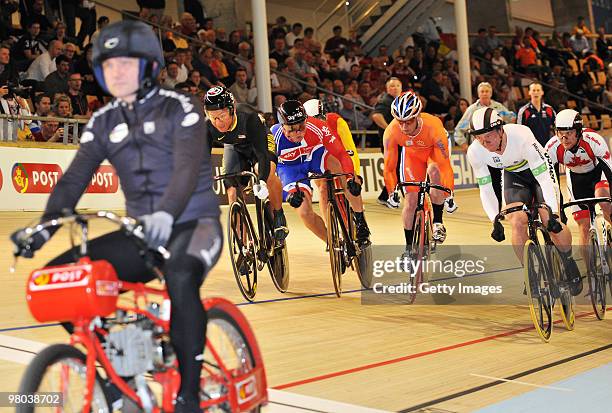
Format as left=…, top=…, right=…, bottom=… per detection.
left=85, top=165, right=120, bottom=193
left=12, top=163, right=63, bottom=193
left=12, top=163, right=29, bottom=193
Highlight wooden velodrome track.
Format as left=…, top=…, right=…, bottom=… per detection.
left=0, top=187, right=611, bottom=412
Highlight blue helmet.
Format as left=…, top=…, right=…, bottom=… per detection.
left=92, top=20, right=164, bottom=95
left=391, top=91, right=422, bottom=121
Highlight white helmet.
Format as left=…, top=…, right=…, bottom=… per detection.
left=391, top=91, right=422, bottom=121
left=469, top=107, right=504, bottom=136
left=555, top=109, right=582, bottom=137
left=303, top=99, right=325, bottom=118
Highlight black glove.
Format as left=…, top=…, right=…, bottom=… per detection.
left=10, top=228, right=50, bottom=258
left=547, top=215, right=563, bottom=234
left=491, top=221, right=505, bottom=242
left=347, top=178, right=362, bottom=196
left=287, top=190, right=304, bottom=208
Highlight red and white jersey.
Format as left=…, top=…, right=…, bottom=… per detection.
left=544, top=129, right=612, bottom=174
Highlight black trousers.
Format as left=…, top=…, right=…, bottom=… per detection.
left=49, top=218, right=223, bottom=401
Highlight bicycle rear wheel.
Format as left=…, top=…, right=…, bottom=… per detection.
left=17, top=344, right=110, bottom=413
left=588, top=230, right=607, bottom=320
left=408, top=211, right=426, bottom=304
left=228, top=201, right=259, bottom=301
left=524, top=240, right=553, bottom=342
left=549, top=246, right=575, bottom=330
left=201, top=305, right=263, bottom=412
left=262, top=201, right=290, bottom=293
left=327, top=201, right=343, bottom=297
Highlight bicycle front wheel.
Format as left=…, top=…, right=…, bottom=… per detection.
left=588, top=230, right=607, bottom=320
left=549, top=246, right=575, bottom=330
left=263, top=200, right=290, bottom=293
left=17, top=344, right=110, bottom=413
left=327, top=201, right=343, bottom=297
left=228, top=201, right=259, bottom=302
left=524, top=240, right=553, bottom=342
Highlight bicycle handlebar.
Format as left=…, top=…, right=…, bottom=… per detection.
left=493, top=203, right=554, bottom=224
left=15, top=211, right=170, bottom=260
left=562, top=197, right=612, bottom=211
left=395, top=181, right=453, bottom=195
left=214, top=170, right=258, bottom=185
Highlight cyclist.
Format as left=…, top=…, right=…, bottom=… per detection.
left=544, top=109, right=612, bottom=261
left=204, top=86, right=288, bottom=242
left=383, top=91, right=454, bottom=260
left=303, top=98, right=360, bottom=173
left=10, top=20, right=221, bottom=413
left=467, top=107, right=583, bottom=295
left=271, top=100, right=370, bottom=244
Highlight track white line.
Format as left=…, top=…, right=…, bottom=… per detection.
left=0, top=335, right=390, bottom=412
left=469, top=373, right=574, bottom=392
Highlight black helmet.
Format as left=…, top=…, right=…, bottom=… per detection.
left=92, top=20, right=164, bottom=95
left=204, top=86, right=235, bottom=113
left=278, top=100, right=307, bottom=125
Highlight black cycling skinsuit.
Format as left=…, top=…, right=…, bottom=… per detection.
left=43, top=87, right=222, bottom=403
left=206, top=107, right=276, bottom=187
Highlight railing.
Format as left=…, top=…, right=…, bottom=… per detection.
left=0, top=114, right=87, bottom=144
left=315, top=0, right=386, bottom=41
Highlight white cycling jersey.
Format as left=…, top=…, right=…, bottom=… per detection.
left=467, top=124, right=560, bottom=221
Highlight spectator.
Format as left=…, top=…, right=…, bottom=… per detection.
left=138, top=0, right=166, bottom=19
left=324, top=25, right=349, bottom=61
left=187, top=69, right=205, bottom=91
left=596, top=27, right=611, bottom=61
left=515, top=40, right=538, bottom=73
left=285, top=23, right=303, bottom=48
left=26, top=40, right=63, bottom=82
left=43, top=54, right=71, bottom=95
left=269, top=58, right=283, bottom=94
left=163, top=61, right=182, bottom=89
left=289, top=38, right=306, bottom=58
left=276, top=62, right=302, bottom=98
left=517, top=82, right=556, bottom=147
left=55, top=95, right=73, bottom=118
left=454, top=81, right=515, bottom=151
left=269, top=16, right=288, bottom=42
left=358, top=80, right=377, bottom=105
left=11, top=22, right=43, bottom=71
left=20, top=0, right=52, bottom=34
left=184, top=0, right=206, bottom=28
left=546, top=77, right=567, bottom=111
left=34, top=112, right=63, bottom=142
left=409, top=47, right=425, bottom=80
left=572, top=16, right=591, bottom=36
left=174, top=48, right=189, bottom=82
left=193, top=46, right=220, bottom=88
left=0, top=90, right=32, bottom=140
left=229, top=67, right=256, bottom=105
left=0, top=0, right=18, bottom=41
left=53, top=22, right=78, bottom=46
left=179, top=12, right=198, bottom=38
left=29, top=92, right=51, bottom=131
left=215, top=28, right=229, bottom=51
left=491, top=48, right=508, bottom=76
left=486, top=25, right=502, bottom=51
left=90, top=16, right=109, bottom=46
left=303, top=27, right=321, bottom=53
left=74, top=44, right=99, bottom=97
left=602, top=78, right=612, bottom=107
left=339, top=94, right=371, bottom=129
left=421, top=71, right=449, bottom=114
left=211, top=50, right=230, bottom=85
left=471, top=28, right=490, bottom=57
left=391, top=56, right=416, bottom=88
left=569, top=29, right=591, bottom=57
left=371, top=77, right=402, bottom=202
left=67, top=72, right=90, bottom=118
left=413, top=16, right=440, bottom=51
left=235, top=41, right=254, bottom=80
left=226, top=30, right=242, bottom=55
left=337, top=49, right=360, bottom=73
left=0, top=45, right=19, bottom=86
left=269, top=38, right=289, bottom=65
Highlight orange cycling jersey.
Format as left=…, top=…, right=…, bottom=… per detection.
left=383, top=112, right=454, bottom=194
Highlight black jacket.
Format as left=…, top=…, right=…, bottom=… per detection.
left=45, top=87, right=220, bottom=223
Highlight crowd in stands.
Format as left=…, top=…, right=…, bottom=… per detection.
left=0, top=0, right=611, bottom=145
